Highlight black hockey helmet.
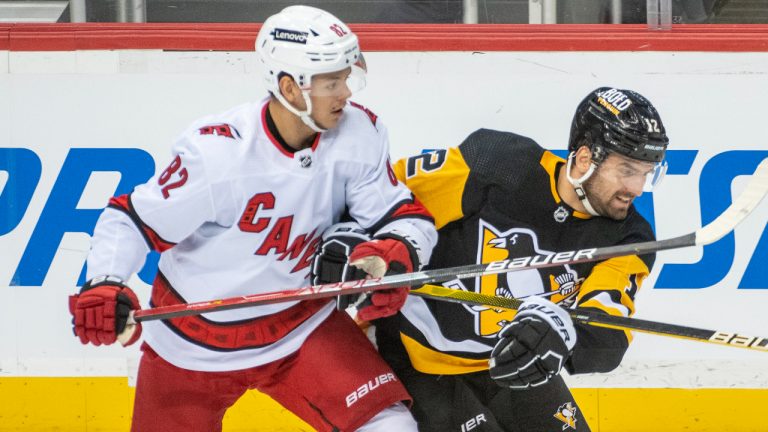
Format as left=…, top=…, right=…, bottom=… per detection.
left=568, top=87, right=669, bottom=164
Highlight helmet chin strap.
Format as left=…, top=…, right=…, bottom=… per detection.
left=566, top=152, right=601, bottom=217
left=274, top=89, right=327, bottom=133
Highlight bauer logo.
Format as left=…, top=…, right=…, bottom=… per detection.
left=345, top=373, right=397, bottom=407
left=461, top=414, right=488, bottom=431
left=273, top=28, right=308, bottom=44
left=644, top=144, right=665, bottom=151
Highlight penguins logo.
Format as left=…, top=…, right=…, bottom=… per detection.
left=554, top=402, right=578, bottom=430
left=473, top=220, right=580, bottom=336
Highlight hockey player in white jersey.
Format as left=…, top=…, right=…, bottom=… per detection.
left=67, top=6, right=436, bottom=432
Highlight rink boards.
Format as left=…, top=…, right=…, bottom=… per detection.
left=0, top=25, right=767, bottom=431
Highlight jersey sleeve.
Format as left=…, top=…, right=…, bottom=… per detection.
left=394, top=129, right=540, bottom=230
left=345, top=121, right=437, bottom=269
left=85, top=127, right=230, bottom=282
left=85, top=208, right=151, bottom=282
left=567, top=237, right=655, bottom=374
left=576, top=255, right=649, bottom=320
left=392, top=147, right=471, bottom=229
left=129, top=133, right=220, bottom=242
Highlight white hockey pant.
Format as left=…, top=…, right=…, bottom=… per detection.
left=355, top=402, right=417, bottom=432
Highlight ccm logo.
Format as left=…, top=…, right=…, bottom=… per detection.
left=345, top=373, right=397, bottom=407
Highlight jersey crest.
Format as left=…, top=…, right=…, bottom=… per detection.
left=238, top=192, right=322, bottom=274
left=471, top=219, right=581, bottom=336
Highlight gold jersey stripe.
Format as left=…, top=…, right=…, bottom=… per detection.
left=577, top=254, right=650, bottom=342
left=400, top=332, right=490, bottom=375
left=539, top=150, right=591, bottom=219
left=578, top=255, right=649, bottom=316
left=539, top=150, right=563, bottom=204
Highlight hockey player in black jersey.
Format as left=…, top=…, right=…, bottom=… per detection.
left=336, top=87, right=669, bottom=431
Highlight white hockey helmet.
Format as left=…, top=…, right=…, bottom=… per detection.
left=255, top=6, right=366, bottom=132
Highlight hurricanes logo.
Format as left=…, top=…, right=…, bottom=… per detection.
left=471, top=220, right=581, bottom=337
left=554, top=402, right=578, bottom=430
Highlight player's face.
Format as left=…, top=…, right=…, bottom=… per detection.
left=584, top=152, right=656, bottom=220
left=307, top=68, right=354, bottom=130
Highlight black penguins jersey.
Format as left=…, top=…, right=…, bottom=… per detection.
left=391, top=128, right=656, bottom=376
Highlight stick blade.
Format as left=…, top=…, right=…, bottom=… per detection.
left=695, top=157, right=768, bottom=246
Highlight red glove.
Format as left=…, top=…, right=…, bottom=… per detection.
left=349, top=238, right=414, bottom=321
left=68, top=276, right=142, bottom=347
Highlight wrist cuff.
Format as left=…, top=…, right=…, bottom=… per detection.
left=81, top=275, right=128, bottom=292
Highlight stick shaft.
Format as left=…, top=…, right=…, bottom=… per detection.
left=132, top=158, right=768, bottom=323
left=411, top=284, right=768, bottom=352
left=132, top=234, right=693, bottom=322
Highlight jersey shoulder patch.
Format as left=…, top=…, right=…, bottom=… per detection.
left=197, top=123, right=241, bottom=140
left=349, top=101, right=378, bottom=127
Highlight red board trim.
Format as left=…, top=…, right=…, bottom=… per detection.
left=1, top=23, right=767, bottom=52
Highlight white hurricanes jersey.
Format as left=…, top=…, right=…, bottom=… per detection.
left=86, top=98, right=437, bottom=371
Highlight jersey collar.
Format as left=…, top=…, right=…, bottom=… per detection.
left=261, top=101, right=320, bottom=158
left=540, top=151, right=591, bottom=220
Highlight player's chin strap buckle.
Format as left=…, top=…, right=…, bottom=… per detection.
left=565, top=153, right=600, bottom=216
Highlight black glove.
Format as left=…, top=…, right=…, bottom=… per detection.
left=489, top=296, right=576, bottom=389
left=310, top=222, right=371, bottom=310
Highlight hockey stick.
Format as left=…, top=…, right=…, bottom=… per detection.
left=411, top=284, right=768, bottom=352
left=129, top=157, right=768, bottom=323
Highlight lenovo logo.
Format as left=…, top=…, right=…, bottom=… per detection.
left=273, top=28, right=308, bottom=44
